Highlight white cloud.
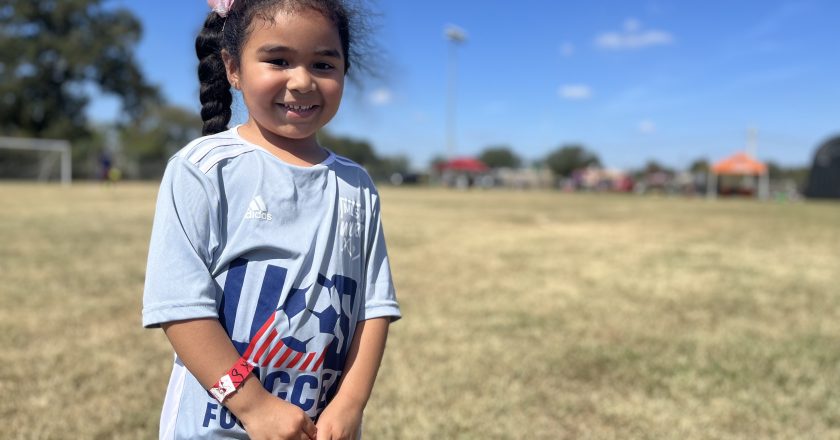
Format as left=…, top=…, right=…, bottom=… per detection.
left=558, top=84, right=592, bottom=100
left=638, top=119, right=656, bottom=134
left=624, top=18, right=642, bottom=32
left=595, top=19, right=674, bottom=50
left=369, top=87, right=393, bottom=106
left=560, top=42, right=575, bottom=57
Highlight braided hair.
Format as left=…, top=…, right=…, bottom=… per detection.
left=195, top=0, right=367, bottom=135
left=196, top=13, right=232, bottom=136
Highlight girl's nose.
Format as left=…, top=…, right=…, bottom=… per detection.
left=287, top=66, right=316, bottom=93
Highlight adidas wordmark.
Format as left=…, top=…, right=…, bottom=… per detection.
left=244, top=195, right=273, bottom=221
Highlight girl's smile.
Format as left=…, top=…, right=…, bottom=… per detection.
left=277, top=102, right=320, bottom=119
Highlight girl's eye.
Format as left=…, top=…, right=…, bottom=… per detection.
left=314, top=62, right=335, bottom=71
left=268, top=59, right=289, bottom=67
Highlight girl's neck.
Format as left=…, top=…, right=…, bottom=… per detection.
left=238, top=121, right=329, bottom=167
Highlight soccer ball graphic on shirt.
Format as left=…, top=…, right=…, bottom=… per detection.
left=247, top=277, right=351, bottom=372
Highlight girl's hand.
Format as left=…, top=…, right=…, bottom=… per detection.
left=238, top=392, right=317, bottom=440
left=315, top=398, right=363, bottom=440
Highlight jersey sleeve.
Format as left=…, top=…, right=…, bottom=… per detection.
left=142, top=156, right=221, bottom=328
left=360, top=188, right=401, bottom=322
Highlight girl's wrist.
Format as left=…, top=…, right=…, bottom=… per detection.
left=327, top=391, right=367, bottom=413
left=222, top=373, right=270, bottom=422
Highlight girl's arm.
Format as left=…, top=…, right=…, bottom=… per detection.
left=315, top=317, right=390, bottom=440
left=162, top=318, right=317, bottom=440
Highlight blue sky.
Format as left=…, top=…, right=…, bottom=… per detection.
left=94, top=0, right=840, bottom=170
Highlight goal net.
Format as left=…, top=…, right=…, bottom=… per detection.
left=0, top=136, right=72, bottom=184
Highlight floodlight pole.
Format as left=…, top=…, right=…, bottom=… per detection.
left=445, top=25, right=466, bottom=159
left=746, top=126, right=758, bottom=157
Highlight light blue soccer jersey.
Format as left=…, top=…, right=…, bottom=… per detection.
left=142, top=126, right=400, bottom=439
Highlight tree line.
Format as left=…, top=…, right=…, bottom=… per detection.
left=0, top=0, right=811, bottom=187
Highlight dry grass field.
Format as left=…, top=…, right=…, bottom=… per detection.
left=1, top=183, right=839, bottom=439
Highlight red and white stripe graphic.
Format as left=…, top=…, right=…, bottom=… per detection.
left=241, top=311, right=324, bottom=373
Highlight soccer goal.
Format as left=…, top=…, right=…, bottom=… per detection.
left=0, top=136, right=72, bottom=184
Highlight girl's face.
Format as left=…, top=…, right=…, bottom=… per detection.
left=226, top=8, right=345, bottom=151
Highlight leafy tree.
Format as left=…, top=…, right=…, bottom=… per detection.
left=765, top=161, right=784, bottom=180
left=120, top=104, right=203, bottom=178
left=316, top=130, right=412, bottom=182
left=429, top=155, right=447, bottom=170
left=367, top=155, right=410, bottom=182
left=628, top=160, right=674, bottom=180
left=0, top=0, right=160, bottom=177
left=478, top=145, right=521, bottom=169
left=318, top=130, right=378, bottom=166
left=544, top=144, right=600, bottom=177
left=766, top=161, right=810, bottom=190
left=688, top=158, right=710, bottom=174
left=643, top=160, right=671, bottom=175
left=785, top=167, right=811, bottom=191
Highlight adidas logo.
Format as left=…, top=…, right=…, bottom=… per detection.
left=244, top=195, right=273, bottom=221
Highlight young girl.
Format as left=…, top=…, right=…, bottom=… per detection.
left=142, top=1, right=400, bottom=438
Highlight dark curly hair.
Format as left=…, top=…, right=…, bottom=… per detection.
left=196, top=0, right=368, bottom=135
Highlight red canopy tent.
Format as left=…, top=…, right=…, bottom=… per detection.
left=436, top=157, right=489, bottom=173
left=435, top=157, right=490, bottom=188
left=707, top=152, right=769, bottom=199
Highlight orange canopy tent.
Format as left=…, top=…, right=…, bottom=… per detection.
left=711, top=152, right=767, bottom=175
left=707, top=152, right=769, bottom=199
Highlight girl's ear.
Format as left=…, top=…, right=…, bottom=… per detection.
left=221, top=49, right=240, bottom=89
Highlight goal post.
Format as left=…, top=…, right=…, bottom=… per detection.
left=0, top=136, right=72, bottom=184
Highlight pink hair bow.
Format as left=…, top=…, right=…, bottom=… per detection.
left=207, top=0, right=235, bottom=17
